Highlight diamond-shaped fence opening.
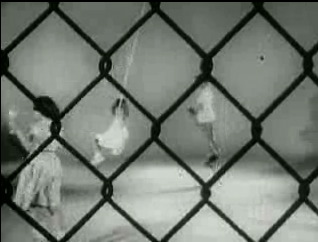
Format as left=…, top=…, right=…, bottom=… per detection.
left=0, top=2, right=48, bottom=49
left=8, top=13, right=101, bottom=109
left=108, top=14, right=202, bottom=117
left=71, top=206, right=151, bottom=242
left=213, top=14, right=302, bottom=117
left=162, top=2, right=252, bottom=52
left=169, top=206, right=248, bottom=242
left=1, top=204, right=51, bottom=242
left=160, top=82, right=251, bottom=181
left=211, top=145, right=299, bottom=240
left=264, top=2, right=318, bottom=51
left=62, top=80, right=152, bottom=177
left=1, top=2, right=317, bottom=242
left=269, top=205, right=318, bottom=242
left=112, top=144, right=201, bottom=239
left=60, top=2, right=151, bottom=51
left=263, top=79, right=318, bottom=178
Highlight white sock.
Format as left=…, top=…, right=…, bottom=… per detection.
left=91, top=151, right=104, bottom=166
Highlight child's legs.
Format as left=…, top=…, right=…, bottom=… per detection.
left=200, top=123, right=220, bottom=156
left=47, top=179, right=64, bottom=239
left=207, top=123, right=220, bottom=156
left=93, top=137, right=102, bottom=153
left=91, top=138, right=106, bottom=165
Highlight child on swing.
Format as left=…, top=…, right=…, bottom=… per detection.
left=91, top=98, right=129, bottom=166
left=8, top=96, right=65, bottom=242
left=188, top=81, right=221, bottom=168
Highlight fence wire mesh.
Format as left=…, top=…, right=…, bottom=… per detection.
left=1, top=2, right=318, bottom=242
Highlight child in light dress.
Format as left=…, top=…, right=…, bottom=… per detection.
left=188, top=82, right=221, bottom=168
left=91, top=98, right=129, bottom=166
left=9, top=96, right=65, bottom=242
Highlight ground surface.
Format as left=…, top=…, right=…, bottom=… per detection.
left=1, top=157, right=317, bottom=242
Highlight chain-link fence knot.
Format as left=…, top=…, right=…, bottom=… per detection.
left=1, top=50, right=9, bottom=76
left=99, top=56, right=113, bottom=75
left=1, top=179, right=13, bottom=204
left=201, top=185, right=211, bottom=202
left=253, top=2, right=265, bottom=10
left=50, top=121, right=62, bottom=137
left=251, top=121, right=263, bottom=141
left=200, top=57, right=213, bottom=75
left=150, top=2, right=161, bottom=11
left=303, top=57, right=314, bottom=74
left=101, top=180, right=114, bottom=201
left=298, top=182, right=310, bottom=200
left=49, top=2, right=60, bottom=10
left=151, top=121, right=162, bottom=139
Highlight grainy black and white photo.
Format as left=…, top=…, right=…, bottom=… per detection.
left=1, top=2, right=318, bottom=242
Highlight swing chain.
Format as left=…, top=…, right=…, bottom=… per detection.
left=119, top=2, right=147, bottom=106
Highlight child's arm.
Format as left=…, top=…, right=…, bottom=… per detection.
left=8, top=112, right=33, bottom=152
left=188, top=102, right=204, bottom=114
left=187, top=107, right=199, bottom=126
left=13, top=129, right=33, bottom=152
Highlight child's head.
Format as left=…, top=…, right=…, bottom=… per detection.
left=33, top=96, right=60, bottom=121
left=111, top=98, right=129, bottom=119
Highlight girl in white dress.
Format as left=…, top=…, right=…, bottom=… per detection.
left=91, top=98, right=129, bottom=166
left=9, top=96, right=65, bottom=242
left=188, top=82, right=221, bottom=167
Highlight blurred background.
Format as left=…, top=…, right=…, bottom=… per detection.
left=1, top=2, right=317, bottom=242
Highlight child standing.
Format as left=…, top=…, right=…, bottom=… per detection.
left=9, top=96, right=65, bottom=242
left=188, top=82, right=221, bottom=168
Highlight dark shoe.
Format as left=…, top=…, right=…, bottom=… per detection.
left=208, top=154, right=219, bottom=163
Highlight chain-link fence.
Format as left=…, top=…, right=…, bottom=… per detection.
left=1, top=2, right=317, bottom=242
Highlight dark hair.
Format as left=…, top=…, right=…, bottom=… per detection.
left=111, top=98, right=129, bottom=117
left=33, top=96, right=60, bottom=120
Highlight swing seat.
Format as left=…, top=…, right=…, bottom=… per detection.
left=95, top=116, right=129, bottom=156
